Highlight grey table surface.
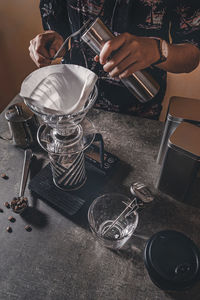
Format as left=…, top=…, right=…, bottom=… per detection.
left=0, top=95, right=200, bottom=300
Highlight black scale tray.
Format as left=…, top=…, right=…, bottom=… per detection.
left=28, top=145, right=119, bottom=216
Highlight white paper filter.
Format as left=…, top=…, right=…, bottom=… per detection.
left=20, top=64, right=98, bottom=114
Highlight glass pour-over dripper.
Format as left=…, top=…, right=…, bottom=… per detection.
left=20, top=64, right=98, bottom=190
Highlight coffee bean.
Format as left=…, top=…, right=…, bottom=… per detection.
left=8, top=216, right=16, bottom=222
left=25, top=225, right=32, bottom=232
left=4, top=202, right=10, bottom=209
left=6, top=226, right=12, bottom=233
left=0, top=208, right=3, bottom=213
left=1, top=173, right=8, bottom=179
left=11, top=196, right=28, bottom=214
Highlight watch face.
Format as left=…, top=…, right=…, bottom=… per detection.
left=162, top=40, right=168, bottom=59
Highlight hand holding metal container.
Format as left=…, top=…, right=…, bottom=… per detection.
left=81, top=18, right=160, bottom=103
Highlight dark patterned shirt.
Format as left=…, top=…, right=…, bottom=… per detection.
left=40, top=0, right=200, bottom=119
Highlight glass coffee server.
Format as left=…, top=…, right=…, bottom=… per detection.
left=20, top=64, right=98, bottom=191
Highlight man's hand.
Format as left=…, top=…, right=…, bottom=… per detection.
left=97, top=33, right=160, bottom=78
left=96, top=32, right=200, bottom=75
left=29, top=31, right=65, bottom=67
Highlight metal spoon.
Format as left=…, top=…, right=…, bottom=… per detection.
left=11, top=149, right=33, bottom=214
left=101, top=197, right=138, bottom=238
left=101, top=183, right=154, bottom=238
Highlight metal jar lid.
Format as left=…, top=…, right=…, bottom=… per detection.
left=5, top=102, right=34, bottom=122
left=144, top=230, right=200, bottom=290
left=168, top=96, right=200, bottom=123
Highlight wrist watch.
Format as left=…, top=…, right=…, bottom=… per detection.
left=153, top=38, right=169, bottom=65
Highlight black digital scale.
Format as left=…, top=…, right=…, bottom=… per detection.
left=28, top=135, right=119, bottom=216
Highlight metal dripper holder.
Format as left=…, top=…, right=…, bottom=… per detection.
left=20, top=64, right=98, bottom=190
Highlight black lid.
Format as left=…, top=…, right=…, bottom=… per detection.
left=144, top=230, right=200, bottom=291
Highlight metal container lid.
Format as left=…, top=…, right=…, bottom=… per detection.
left=144, top=230, right=200, bottom=290
left=5, top=102, right=34, bottom=122
left=168, top=96, right=200, bottom=122
left=168, top=122, right=200, bottom=159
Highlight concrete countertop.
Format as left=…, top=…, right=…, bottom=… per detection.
left=0, top=96, right=200, bottom=300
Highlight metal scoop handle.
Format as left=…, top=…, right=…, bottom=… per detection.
left=19, top=149, right=32, bottom=197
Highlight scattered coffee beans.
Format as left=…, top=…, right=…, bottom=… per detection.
left=8, top=216, right=16, bottom=223
left=25, top=225, right=32, bottom=232
left=11, top=196, right=28, bottom=213
left=4, top=202, right=10, bottom=209
left=1, top=173, right=8, bottom=179
left=1, top=200, right=32, bottom=234
left=6, top=226, right=12, bottom=233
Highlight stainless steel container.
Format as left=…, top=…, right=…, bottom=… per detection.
left=5, top=102, right=39, bottom=148
left=157, top=96, right=200, bottom=165
left=81, top=18, right=160, bottom=103
left=156, top=122, right=200, bottom=201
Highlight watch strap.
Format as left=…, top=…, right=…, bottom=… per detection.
left=152, top=38, right=167, bottom=66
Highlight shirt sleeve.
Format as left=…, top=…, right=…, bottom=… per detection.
left=39, top=0, right=71, bottom=38
left=170, top=0, right=200, bottom=49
